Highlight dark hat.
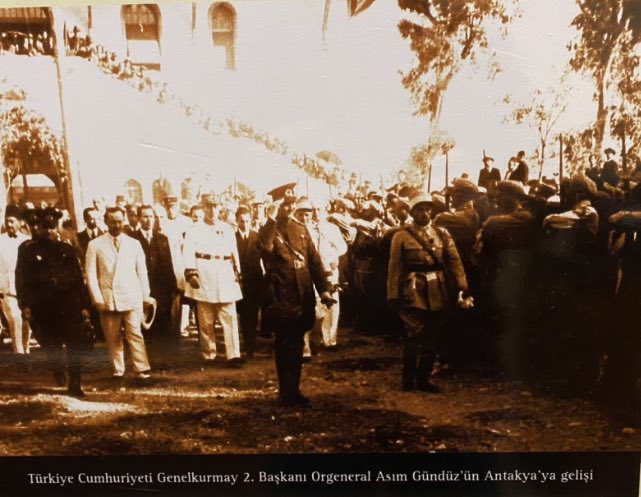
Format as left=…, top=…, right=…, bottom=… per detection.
left=200, top=193, right=221, bottom=206
left=604, top=147, right=616, bottom=155
left=268, top=182, right=297, bottom=204
left=368, top=191, right=383, bottom=201
left=23, top=208, right=42, bottom=226
left=235, top=205, right=251, bottom=218
left=398, top=185, right=420, bottom=200
left=447, top=178, right=483, bottom=207
left=163, top=195, right=178, bottom=205
left=528, top=180, right=557, bottom=199
left=4, top=204, right=22, bottom=220
left=394, top=197, right=410, bottom=210
left=24, top=207, right=62, bottom=228
left=482, top=155, right=495, bottom=163
left=495, top=180, right=528, bottom=200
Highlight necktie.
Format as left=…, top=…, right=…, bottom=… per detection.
left=113, top=236, right=120, bottom=252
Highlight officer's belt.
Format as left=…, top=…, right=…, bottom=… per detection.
left=406, top=263, right=444, bottom=273
left=196, top=252, right=231, bottom=261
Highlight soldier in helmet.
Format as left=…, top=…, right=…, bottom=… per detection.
left=387, top=194, right=472, bottom=393
left=15, top=207, right=93, bottom=397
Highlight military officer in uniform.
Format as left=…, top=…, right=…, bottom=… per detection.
left=387, top=194, right=472, bottom=392
left=15, top=207, right=93, bottom=397
left=183, top=194, right=243, bottom=367
left=258, top=188, right=335, bottom=407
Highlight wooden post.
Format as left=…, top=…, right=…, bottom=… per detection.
left=445, top=151, right=449, bottom=188
left=427, top=163, right=432, bottom=192
left=559, top=134, right=564, bottom=182
left=622, top=126, right=628, bottom=176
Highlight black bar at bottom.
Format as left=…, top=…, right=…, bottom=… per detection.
left=0, top=452, right=638, bottom=497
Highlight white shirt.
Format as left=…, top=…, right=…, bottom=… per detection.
left=0, top=232, right=29, bottom=294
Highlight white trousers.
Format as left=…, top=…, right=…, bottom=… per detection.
left=2, top=296, right=30, bottom=354
left=196, top=301, right=241, bottom=360
left=100, top=309, right=150, bottom=376
left=321, top=296, right=340, bottom=347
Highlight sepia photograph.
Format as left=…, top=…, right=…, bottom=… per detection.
left=0, top=0, right=640, bottom=495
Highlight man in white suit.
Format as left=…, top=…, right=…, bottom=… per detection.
left=183, top=195, right=243, bottom=367
left=85, top=207, right=153, bottom=379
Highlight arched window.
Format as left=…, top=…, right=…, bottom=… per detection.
left=209, top=3, right=235, bottom=70
left=121, top=4, right=161, bottom=69
left=124, top=179, right=143, bottom=205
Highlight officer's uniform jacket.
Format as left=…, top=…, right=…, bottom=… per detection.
left=16, top=237, right=91, bottom=321
left=387, top=223, right=467, bottom=312
left=85, top=233, right=151, bottom=311
left=182, top=220, right=242, bottom=304
left=258, top=217, right=329, bottom=329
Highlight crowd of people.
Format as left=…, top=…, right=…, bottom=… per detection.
left=1, top=146, right=640, bottom=413
left=0, top=29, right=54, bottom=57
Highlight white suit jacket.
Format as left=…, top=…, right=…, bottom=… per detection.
left=85, top=233, right=151, bottom=311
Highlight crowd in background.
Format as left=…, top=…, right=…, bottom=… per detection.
left=0, top=146, right=640, bottom=413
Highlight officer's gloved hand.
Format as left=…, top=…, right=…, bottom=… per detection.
left=457, top=290, right=474, bottom=310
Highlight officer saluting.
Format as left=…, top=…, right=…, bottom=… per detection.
left=387, top=194, right=472, bottom=393
left=15, top=207, right=93, bottom=397
left=258, top=185, right=335, bottom=407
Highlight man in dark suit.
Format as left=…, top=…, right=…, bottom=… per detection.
left=508, top=150, right=529, bottom=185
left=601, top=147, right=620, bottom=187
left=258, top=191, right=335, bottom=407
left=477, top=155, right=501, bottom=190
left=132, top=205, right=178, bottom=370
left=76, top=207, right=104, bottom=263
left=75, top=206, right=105, bottom=341
left=235, top=205, right=263, bottom=359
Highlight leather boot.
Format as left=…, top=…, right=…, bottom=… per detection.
left=67, top=367, right=85, bottom=398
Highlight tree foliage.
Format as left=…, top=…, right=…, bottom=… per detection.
left=568, top=0, right=641, bottom=155
left=0, top=105, right=65, bottom=189
left=503, top=74, right=573, bottom=179
left=398, top=0, right=516, bottom=121
left=398, top=0, right=517, bottom=187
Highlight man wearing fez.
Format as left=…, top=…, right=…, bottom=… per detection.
left=387, top=194, right=472, bottom=393
left=132, top=205, right=178, bottom=370
left=477, top=155, right=501, bottom=191
left=85, top=206, right=154, bottom=380
left=16, top=207, right=93, bottom=396
left=258, top=184, right=335, bottom=407
left=0, top=204, right=31, bottom=355
left=183, top=194, right=243, bottom=367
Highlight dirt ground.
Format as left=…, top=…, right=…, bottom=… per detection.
left=0, top=328, right=639, bottom=456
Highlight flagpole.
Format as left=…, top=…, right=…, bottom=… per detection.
left=50, top=8, right=80, bottom=228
